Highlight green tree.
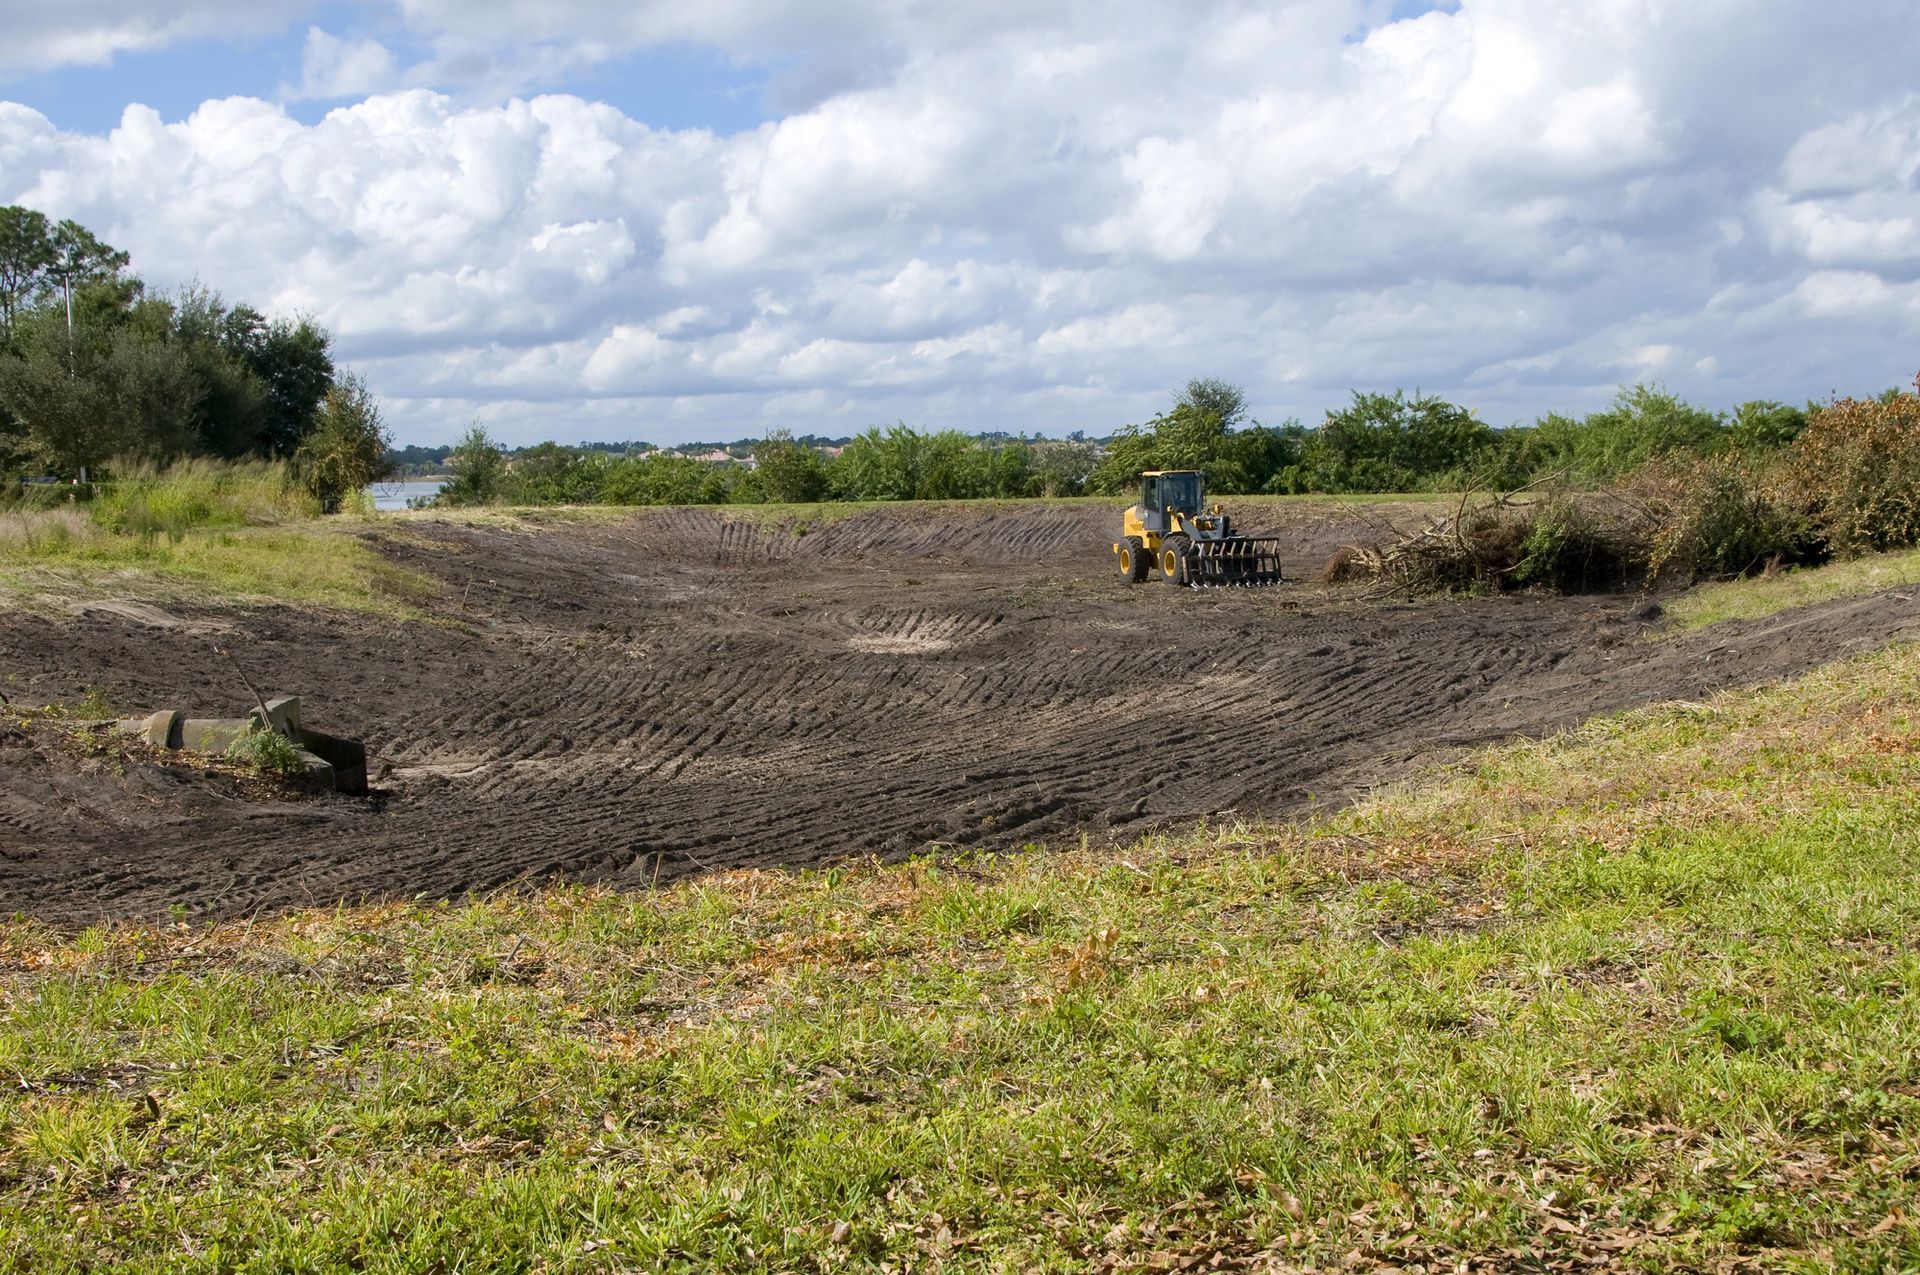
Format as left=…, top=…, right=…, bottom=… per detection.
left=439, top=424, right=507, bottom=506
left=1525, top=384, right=1727, bottom=481
left=0, top=206, right=53, bottom=337
left=0, top=310, right=123, bottom=474
left=1176, top=377, right=1248, bottom=429
left=1729, top=399, right=1807, bottom=454
left=834, top=424, right=929, bottom=500
left=756, top=428, right=830, bottom=503
left=298, top=373, right=392, bottom=512
left=1029, top=438, right=1098, bottom=496
left=508, top=442, right=607, bottom=504
left=0, top=307, right=203, bottom=474
left=1299, top=390, right=1496, bottom=493
left=238, top=315, right=334, bottom=456
left=46, top=220, right=131, bottom=335
left=1087, top=378, right=1275, bottom=494
left=101, top=327, right=203, bottom=458
left=163, top=286, right=270, bottom=457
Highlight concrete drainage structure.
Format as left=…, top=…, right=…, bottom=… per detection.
left=117, top=695, right=368, bottom=795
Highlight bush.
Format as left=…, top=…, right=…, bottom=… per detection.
left=1522, top=385, right=1728, bottom=483
left=225, top=725, right=305, bottom=779
left=1512, top=496, right=1648, bottom=592
left=298, top=374, right=392, bottom=513
left=1295, top=390, right=1498, bottom=493
left=597, top=453, right=731, bottom=506
left=504, top=443, right=608, bottom=504
left=1088, top=379, right=1297, bottom=496
left=439, top=425, right=507, bottom=506
left=1779, top=392, right=1920, bottom=555
left=756, top=429, right=830, bottom=503
left=1638, top=460, right=1815, bottom=583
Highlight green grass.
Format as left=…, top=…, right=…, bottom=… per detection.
left=1, top=459, right=437, bottom=617
left=84, top=458, right=324, bottom=535
left=5, top=647, right=1920, bottom=1270
left=1662, top=546, right=1920, bottom=633
left=0, top=521, right=438, bottom=617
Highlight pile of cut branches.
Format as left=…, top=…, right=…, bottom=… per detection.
left=1324, top=476, right=1659, bottom=594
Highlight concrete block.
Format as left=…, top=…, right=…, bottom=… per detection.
left=249, top=696, right=301, bottom=737
left=116, top=710, right=183, bottom=748
left=291, top=746, right=336, bottom=789
left=143, top=709, right=183, bottom=749
left=298, top=729, right=368, bottom=795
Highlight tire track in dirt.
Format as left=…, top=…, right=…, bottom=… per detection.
left=5, top=504, right=1919, bottom=923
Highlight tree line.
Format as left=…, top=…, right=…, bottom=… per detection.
left=0, top=206, right=389, bottom=509
left=433, top=378, right=1826, bottom=508
left=0, top=202, right=1849, bottom=517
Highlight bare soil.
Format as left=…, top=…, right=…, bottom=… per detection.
left=4, top=499, right=1917, bottom=926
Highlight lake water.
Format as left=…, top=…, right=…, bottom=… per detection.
left=367, top=479, right=446, bottom=511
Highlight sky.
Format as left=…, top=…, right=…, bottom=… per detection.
left=0, top=1, right=1917, bottom=448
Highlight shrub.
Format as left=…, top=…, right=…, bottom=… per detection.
left=1522, top=384, right=1728, bottom=483
left=225, top=725, right=305, bottom=779
left=439, top=425, right=507, bottom=506
left=298, top=374, right=392, bottom=513
left=1780, top=392, right=1920, bottom=555
left=1297, top=390, right=1498, bottom=494
left=756, top=429, right=831, bottom=503
left=1512, top=496, right=1649, bottom=592
left=1638, top=460, right=1815, bottom=583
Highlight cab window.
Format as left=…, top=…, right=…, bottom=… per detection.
left=1162, top=472, right=1201, bottom=512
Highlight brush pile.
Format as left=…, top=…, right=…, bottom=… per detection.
left=1331, top=389, right=1920, bottom=595
left=1323, top=480, right=1659, bottom=594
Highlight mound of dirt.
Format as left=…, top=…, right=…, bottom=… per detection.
left=3, top=500, right=1916, bottom=926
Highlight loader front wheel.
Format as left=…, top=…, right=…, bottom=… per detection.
left=1118, top=537, right=1150, bottom=583
left=1160, top=533, right=1192, bottom=585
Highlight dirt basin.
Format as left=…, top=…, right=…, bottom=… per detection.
left=3, top=499, right=1916, bottom=925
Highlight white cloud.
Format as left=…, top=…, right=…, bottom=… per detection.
left=289, top=27, right=400, bottom=101
left=0, top=0, right=313, bottom=72
left=3, top=0, right=1920, bottom=444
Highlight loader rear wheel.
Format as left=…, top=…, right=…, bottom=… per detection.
left=1118, top=537, right=1150, bottom=583
left=1159, top=533, right=1192, bottom=585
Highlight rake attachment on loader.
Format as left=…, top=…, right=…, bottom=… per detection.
left=1177, top=534, right=1286, bottom=588
left=1113, top=469, right=1286, bottom=589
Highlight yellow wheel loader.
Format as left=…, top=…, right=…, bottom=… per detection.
left=1114, top=469, right=1285, bottom=588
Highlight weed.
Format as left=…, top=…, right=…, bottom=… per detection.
left=224, top=725, right=306, bottom=779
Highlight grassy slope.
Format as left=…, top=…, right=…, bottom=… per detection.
left=2, top=462, right=438, bottom=617
left=1662, top=547, right=1920, bottom=634
left=0, top=522, right=438, bottom=617
left=4, top=645, right=1919, bottom=1271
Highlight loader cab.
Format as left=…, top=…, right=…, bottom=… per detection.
left=1138, top=470, right=1205, bottom=533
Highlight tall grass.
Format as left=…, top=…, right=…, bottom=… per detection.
left=0, top=508, right=93, bottom=554
left=0, top=458, right=430, bottom=616
left=85, top=458, right=319, bottom=542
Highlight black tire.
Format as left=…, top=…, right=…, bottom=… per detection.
left=1159, top=533, right=1192, bottom=584
left=1118, top=537, right=1150, bottom=583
